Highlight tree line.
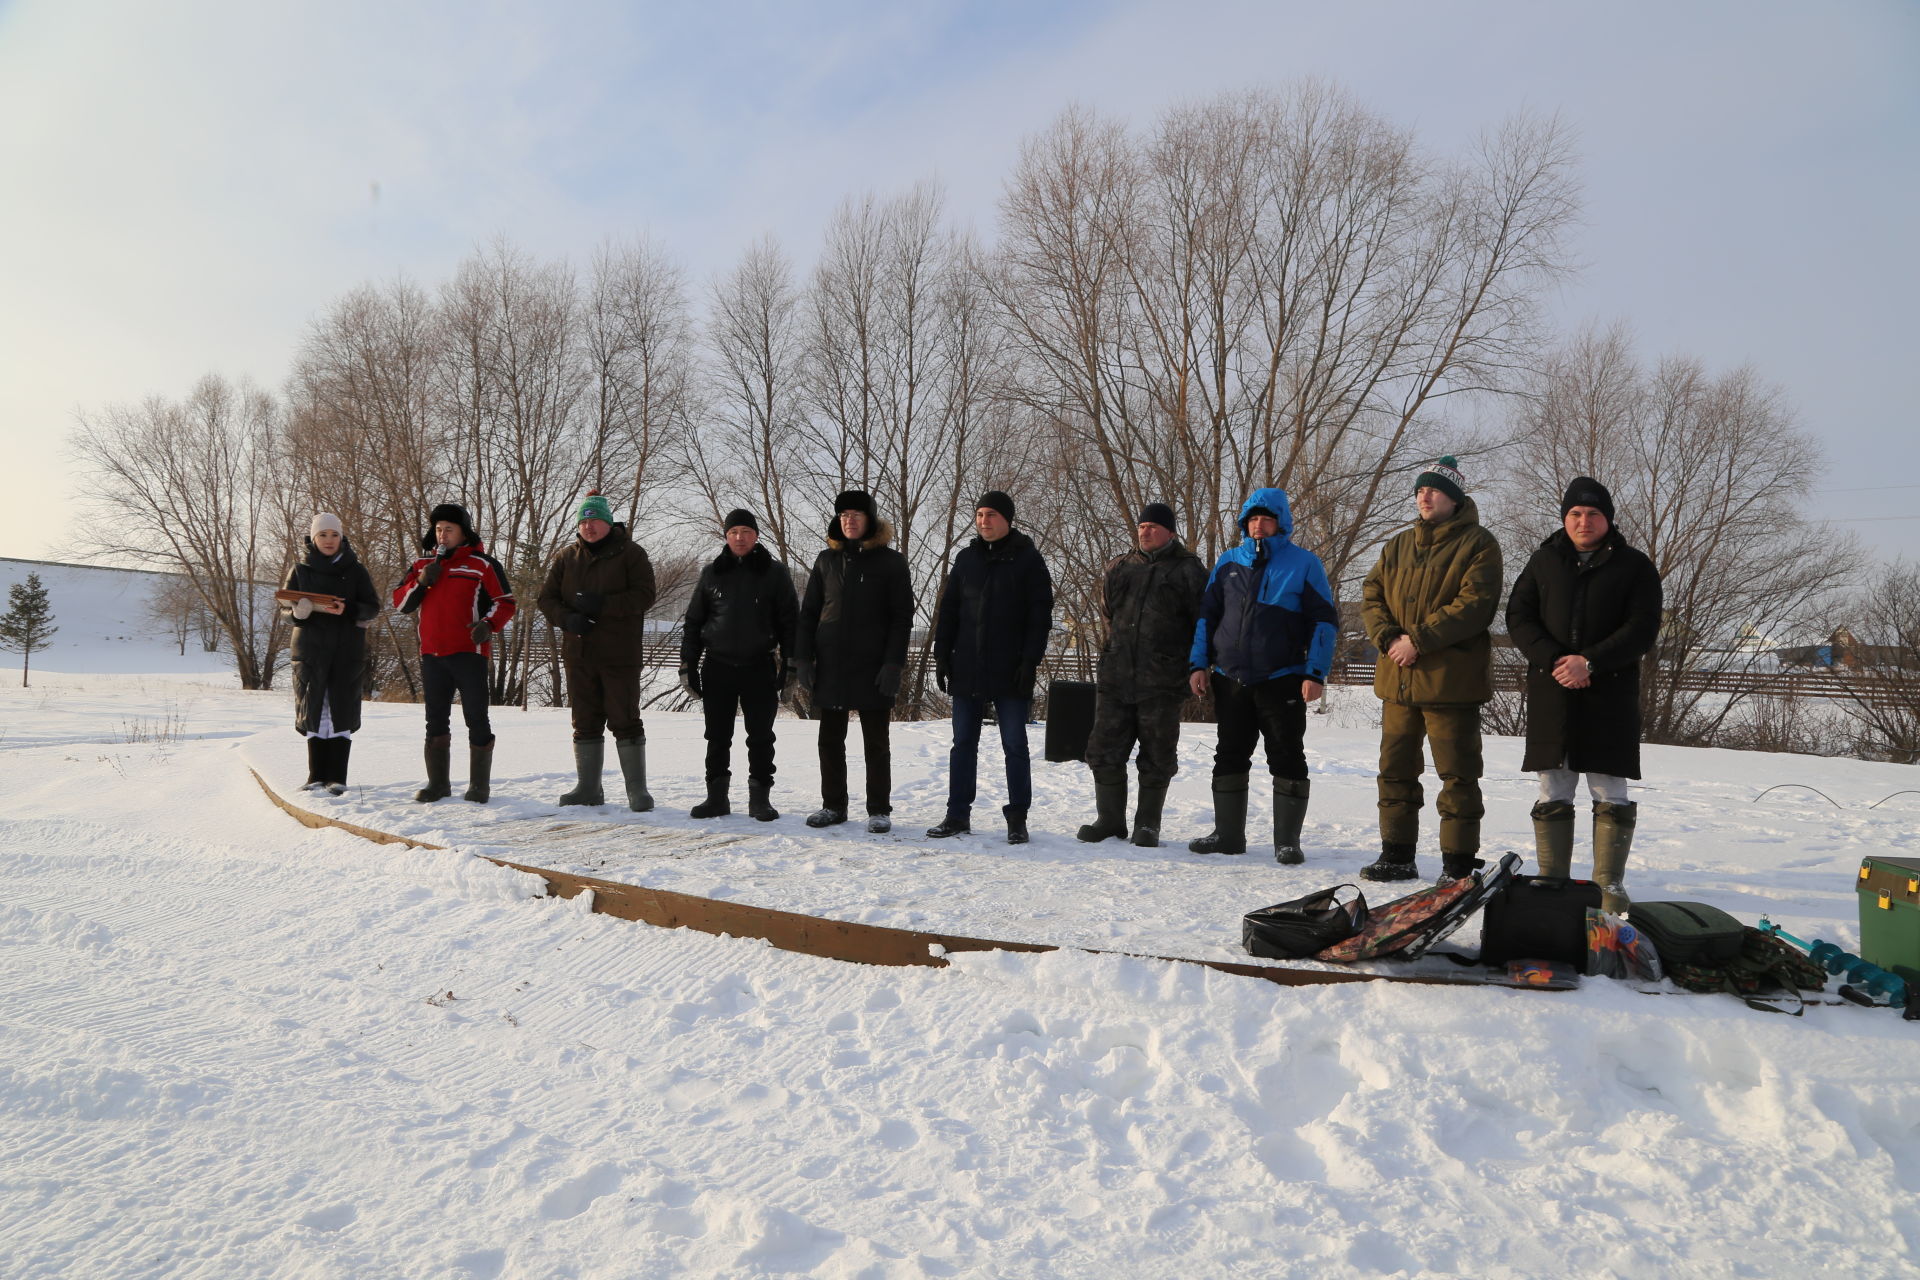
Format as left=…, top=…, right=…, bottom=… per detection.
left=65, top=82, right=1915, bottom=759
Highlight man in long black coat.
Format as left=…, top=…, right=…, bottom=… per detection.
left=927, top=490, right=1054, bottom=844
left=794, top=490, right=914, bottom=832
left=1505, top=476, right=1663, bottom=912
left=283, top=512, right=381, bottom=795
left=679, top=508, right=799, bottom=822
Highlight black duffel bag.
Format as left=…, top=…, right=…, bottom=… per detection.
left=1481, top=875, right=1601, bottom=966
left=1244, top=885, right=1368, bottom=960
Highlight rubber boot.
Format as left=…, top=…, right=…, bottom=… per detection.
left=559, top=739, right=605, bottom=806
left=414, top=735, right=452, bottom=803
left=1272, top=777, right=1310, bottom=865
left=1592, top=801, right=1637, bottom=915
left=1361, top=840, right=1419, bottom=882
left=303, top=737, right=328, bottom=791
left=1003, top=804, right=1029, bottom=845
left=463, top=738, right=494, bottom=803
left=1437, top=853, right=1485, bottom=887
left=1530, top=799, right=1576, bottom=878
left=747, top=780, right=779, bottom=822
left=614, top=737, right=654, bottom=812
left=1188, top=774, right=1249, bottom=855
left=1130, top=781, right=1168, bottom=848
left=690, top=774, right=730, bottom=819
left=1076, top=768, right=1129, bottom=843
left=325, top=738, right=352, bottom=796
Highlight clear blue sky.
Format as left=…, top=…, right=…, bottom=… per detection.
left=2, top=0, right=1915, bottom=558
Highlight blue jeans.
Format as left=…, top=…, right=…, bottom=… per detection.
left=946, top=695, right=1032, bottom=821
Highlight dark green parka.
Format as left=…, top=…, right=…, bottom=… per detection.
left=1361, top=496, right=1503, bottom=706
left=1096, top=539, right=1206, bottom=700
left=536, top=523, right=657, bottom=667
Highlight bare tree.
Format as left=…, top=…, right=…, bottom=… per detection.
left=71, top=376, right=293, bottom=689
left=1505, top=326, right=1863, bottom=745
left=1837, top=561, right=1920, bottom=763
left=583, top=236, right=698, bottom=520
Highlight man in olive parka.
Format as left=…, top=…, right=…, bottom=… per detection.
left=1360, top=455, right=1503, bottom=883
left=537, top=490, right=658, bottom=811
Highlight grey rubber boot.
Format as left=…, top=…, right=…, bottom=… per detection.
left=614, top=737, right=654, bottom=812
left=1188, top=774, right=1249, bottom=855
left=1530, top=799, right=1576, bottom=878
left=1592, top=801, right=1637, bottom=915
left=1130, top=781, right=1169, bottom=848
left=414, top=735, right=452, bottom=803
left=463, top=738, right=494, bottom=804
left=559, top=739, right=605, bottom=806
left=1272, top=776, right=1310, bottom=865
left=1361, top=841, right=1419, bottom=882
left=1076, top=768, right=1129, bottom=843
left=747, top=780, right=779, bottom=822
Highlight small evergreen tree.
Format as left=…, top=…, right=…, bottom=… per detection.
left=0, top=572, right=58, bottom=687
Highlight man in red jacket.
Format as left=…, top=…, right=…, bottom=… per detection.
left=392, top=502, right=516, bottom=802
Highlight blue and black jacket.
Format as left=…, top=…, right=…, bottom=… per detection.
left=1189, top=488, right=1338, bottom=686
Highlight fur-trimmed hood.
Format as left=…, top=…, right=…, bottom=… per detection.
left=826, top=516, right=895, bottom=552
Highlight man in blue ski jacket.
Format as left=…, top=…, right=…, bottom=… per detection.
left=1186, top=488, right=1339, bottom=862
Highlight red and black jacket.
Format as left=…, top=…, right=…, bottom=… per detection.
left=393, top=541, right=517, bottom=656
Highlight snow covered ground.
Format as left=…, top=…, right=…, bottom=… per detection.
left=4, top=671, right=1919, bottom=1278
left=0, top=557, right=233, bottom=677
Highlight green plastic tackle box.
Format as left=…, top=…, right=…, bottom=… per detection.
left=1857, top=856, right=1920, bottom=971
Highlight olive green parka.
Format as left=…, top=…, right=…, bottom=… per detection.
left=1360, top=496, right=1503, bottom=706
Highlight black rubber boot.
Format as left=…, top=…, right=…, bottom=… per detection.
left=1361, top=840, right=1420, bottom=882
left=1130, top=781, right=1168, bottom=848
left=614, top=737, right=653, bottom=812
left=1272, top=777, right=1310, bottom=865
left=748, top=781, right=779, bottom=822
left=1188, top=774, right=1250, bottom=855
left=1530, top=799, right=1576, bottom=877
left=559, top=739, right=605, bottom=806
left=303, top=737, right=328, bottom=791
left=1004, top=805, right=1030, bottom=845
left=414, top=735, right=453, bottom=803
left=1436, top=853, right=1485, bottom=887
left=690, top=774, right=730, bottom=819
left=325, top=738, right=352, bottom=796
left=1076, top=769, right=1129, bottom=843
left=463, top=738, right=494, bottom=803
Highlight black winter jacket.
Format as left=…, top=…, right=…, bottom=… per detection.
left=795, top=517, right=914, bottom=710
left=681, top=543, right=798, bottom=673
left=934, top=529, right=1053, bottom=700
left=284, top=537, right=381, bottom=735
left=1505, top=528, right=1664, bottom=777
left=1097, top=539, right=1206, bottom=699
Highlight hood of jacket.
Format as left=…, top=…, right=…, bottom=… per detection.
left=1238, top=487, right=1293, bottom=543
left=575, top=522, right=633, bottom=558
left=967, top=527, right=1035, bottom=561
left=713, top=542, right=774, bottom=575
left=302, top=536, right=361, bottom=569
left=826, top=517, right=895, bottom=552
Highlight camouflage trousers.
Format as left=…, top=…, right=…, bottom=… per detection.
left=1377, top=701, right=1484, bottom=855
left=1084, top=690, right=1184, bottom=785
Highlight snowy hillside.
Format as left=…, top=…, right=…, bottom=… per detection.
left=0, top=557, right=233, bottom=677
left=3, top=673, right=1918, bottom=1277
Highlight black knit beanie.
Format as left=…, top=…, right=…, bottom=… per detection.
left=1138, top=502, right=1176, bottom=534
left=723, top=508, right=760, bottom=534
left=976, top=490, right=1015, bottom=523
left=1561, top=476, right=1616, bottom=524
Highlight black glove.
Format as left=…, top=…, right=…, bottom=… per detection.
left=795, top=659, right=816, bottom=691
left=572, top=590, right=603, bottom=617
left=1014, top=661, right=1038, bottom=701
left=680, top=666, right=702, bottom=699
left=875, top=663, right=903, bottom=699
left=420, top=557, right=446, bottom=588
left=469, top=619, right=492, bottom=647
left=935, top=661, right=950, bottom=694
left=561, top=612, right=594, bottom=635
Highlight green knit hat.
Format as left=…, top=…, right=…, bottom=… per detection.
left=1415, top=455, right=1466, bottom=506
left=575, top=490, right=614, bottom=524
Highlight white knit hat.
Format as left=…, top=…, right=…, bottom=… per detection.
left=310, top=512, right=344, bottom=538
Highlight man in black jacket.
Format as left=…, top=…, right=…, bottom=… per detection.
left=795, top=490, right=914, bottom=832
left=1505, top=476, right=1663, bottom=913
left=1076, top=502, right=1206, bottom=848
left=927, top=491, right=1054, bottom=844
left=679, top=509, right=799, bottom=822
